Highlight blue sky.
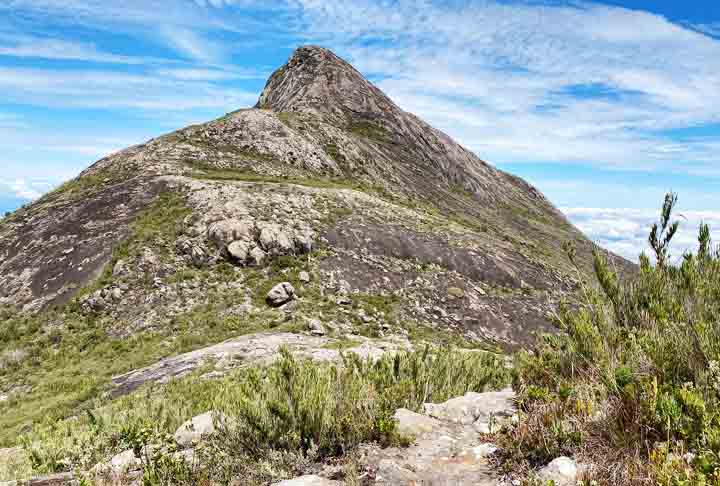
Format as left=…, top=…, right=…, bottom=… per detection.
left=1, top=0, right=719, bottom=260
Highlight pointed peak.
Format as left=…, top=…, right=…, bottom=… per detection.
left=256, top=46, right=399, bottom=124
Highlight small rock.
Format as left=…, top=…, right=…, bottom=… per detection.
left=537, top=456, right=578, bottom=486
left=470, top=443, right=498, bottom=459
left=307, top=319, right=326, bottom=336
left=249, top=246, right=267, bottom=266
left=298, top=271, right=311, bottom=283
left=174, top=411, right=221, bottom=447
left=267, top=282, right=296, bottom=307
left=272, top=475, right=343, bottom=486
left=112, top=259, right=128, bottom=277
left=336, top=296, right=352, bottom=306
left=447, top=287, right=465, bottom=299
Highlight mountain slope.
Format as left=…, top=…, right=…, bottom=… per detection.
left=0, top=46, right=630, bottom=453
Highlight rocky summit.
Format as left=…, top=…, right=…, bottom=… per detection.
left=0, top=46, right=629, bottom=485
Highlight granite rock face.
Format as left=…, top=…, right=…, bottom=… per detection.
left=0, top=45, right=629, bottom=323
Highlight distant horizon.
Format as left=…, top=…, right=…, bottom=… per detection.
left=2, top=0, right=719, bottom=260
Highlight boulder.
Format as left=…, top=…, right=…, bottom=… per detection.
left=293, top=228, right=315, bottom=254
left=208, top=219, right=255, bottom=247
left=272, top=476, right=343, bottom=486
left=267, top=282, right=295, bottom=307
left=227, top=240, right=252, bottom=264
left=258, top=223, right=295, bottom=255
left=174, top=411, right=220, bottom=447
left=298, top=271, right=311, bottom=283
left=537, top=456, right=578, bottom=486
left=423, top=389, right=515, bottom=430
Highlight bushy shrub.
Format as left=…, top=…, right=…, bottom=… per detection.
left=503, top=193, right=720, bottom=484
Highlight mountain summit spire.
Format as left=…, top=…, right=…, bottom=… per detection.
left=256, top=46, right=399, bottom=124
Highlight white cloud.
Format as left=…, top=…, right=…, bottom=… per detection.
left=0, top=178, right=53, bottom=200
left=563, top=206, right=720, bottom=262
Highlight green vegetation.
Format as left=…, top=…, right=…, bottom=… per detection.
left=349, top=121, right=393, bottom=143
left=19, top=346, right=510, bottom=484
left=501, top=193, right=720, bottom=485
left=0, top=192, right=268, bottom=448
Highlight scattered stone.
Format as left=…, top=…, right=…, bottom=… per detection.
left=537, top=456, right=578, bottom=486
left=174, top=411, right=221, bottom=448
left=112, top=259, right=128, bottom=277
left=267, top=282, right=296, bottom=307
left=307, top=319, right=326, bottom=336
left=298, top=271, right=311, bottom=283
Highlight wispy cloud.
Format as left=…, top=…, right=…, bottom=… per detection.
left=159, top=26, right=224, bottom=63
left=0, top=33, right=169, bottom=64
left=0, top=66, right=258, bottom=110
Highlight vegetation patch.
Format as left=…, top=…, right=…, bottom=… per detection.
left=349, top=121, right=393, bottom=143
left=18, top=347, right=510, bottom=484
left=500, top=193, right=720, bottom=485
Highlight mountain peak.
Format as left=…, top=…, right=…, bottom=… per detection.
left=256, top=46, right=398, bottom=124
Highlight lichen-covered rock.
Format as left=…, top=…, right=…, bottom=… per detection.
left=267, top=282, right=295, bottom=307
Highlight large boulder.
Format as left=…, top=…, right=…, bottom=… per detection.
left=266, top=282, right=295, bottom=307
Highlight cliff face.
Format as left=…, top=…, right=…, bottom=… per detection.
left=0, top=45, right=626, bottom=343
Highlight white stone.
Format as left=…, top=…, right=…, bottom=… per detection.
left=538, top=456, right=578, bottom=486
left=174, top=411, right=219, bottom=447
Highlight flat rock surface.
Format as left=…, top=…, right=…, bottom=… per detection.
left=111, top=331, right=411, bottom=397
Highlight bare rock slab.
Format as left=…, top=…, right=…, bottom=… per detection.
left=272, top=476, right=343, bottom=486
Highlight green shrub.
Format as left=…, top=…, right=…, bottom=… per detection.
left=502, top=193, right=720, bottom=484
